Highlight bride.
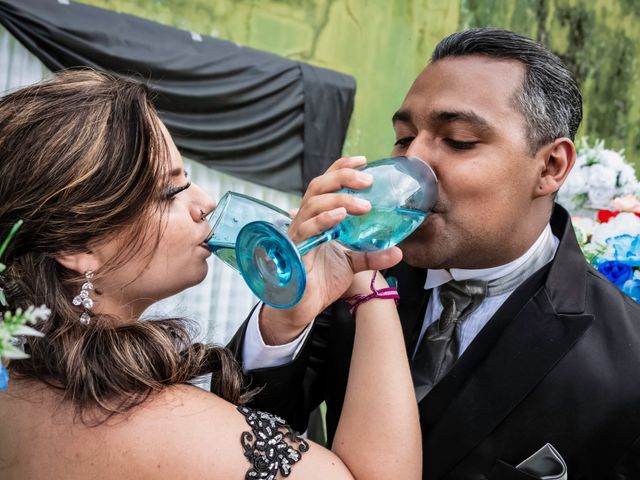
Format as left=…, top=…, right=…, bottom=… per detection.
left=0, top=70, right=421, bottom=479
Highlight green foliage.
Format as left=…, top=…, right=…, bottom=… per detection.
left=0, top=220, right=22, bottom=307
left=0, top=220, right=46, bottom=366
left=0, top=306, right=46, bottom=360
left=79, top=0, right=640, bottom=175
left=461, top=0, right=640, bottom=173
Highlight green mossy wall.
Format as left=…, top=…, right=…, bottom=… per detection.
left=80, top=0, right=640, bottom=172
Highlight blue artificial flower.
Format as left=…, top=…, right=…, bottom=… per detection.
left=0, top=363, right=8, bottom=391
left=597, top=260, right=634, bottom=287
left=606, top=234, right=640, bottom=266
left=623, top=277, right=640, bottom=302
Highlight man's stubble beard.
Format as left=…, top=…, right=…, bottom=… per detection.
left=399, top=229, right=450, bottom=269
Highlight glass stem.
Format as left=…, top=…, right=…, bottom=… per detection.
left=297, top=226, right=341, bottom=256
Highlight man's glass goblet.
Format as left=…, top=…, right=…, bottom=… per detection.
left=234, top=156, right=438, bottom=308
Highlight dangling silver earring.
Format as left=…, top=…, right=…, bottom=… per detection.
left=72, top=271, right=94, bottom=325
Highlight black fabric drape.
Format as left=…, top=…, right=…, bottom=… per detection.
left=0, top=0, right=356, bottom=193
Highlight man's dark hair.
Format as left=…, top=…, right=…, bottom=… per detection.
left=432, top=28, right=583, bottom=154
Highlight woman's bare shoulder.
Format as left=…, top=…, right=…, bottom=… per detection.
left=127, top=385, right=354, bottom=480
left=1, top=381, right=353, bottom=479
left=109, top=384, right=250, bottom=478
left=0, top=381, right=247, bottom=479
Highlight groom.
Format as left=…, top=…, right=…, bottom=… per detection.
left=226, top=28, right=640, bottom=478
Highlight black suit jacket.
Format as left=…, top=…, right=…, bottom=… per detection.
left=227, top=205, right=640, bottom=479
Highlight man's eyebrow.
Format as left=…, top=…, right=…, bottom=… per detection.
left=430, top=110, right=492, bottom=131
left=392, top=109, right=492, bottom=133
left=391, top=110, right=411, bottom=125
left=169, top=167, right=188, bottom=178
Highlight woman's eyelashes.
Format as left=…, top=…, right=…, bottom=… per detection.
left=164, top=181, right=192, bottom=200
left=163, top=170, right=191, bottom=200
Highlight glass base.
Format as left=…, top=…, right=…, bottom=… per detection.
left=235, top=221, right=306, bottom=309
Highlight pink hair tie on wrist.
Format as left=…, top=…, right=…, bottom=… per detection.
left=341, top=271, right=400, bottom=316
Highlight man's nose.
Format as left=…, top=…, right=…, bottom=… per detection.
left=404, top=144, right=434, bottom=172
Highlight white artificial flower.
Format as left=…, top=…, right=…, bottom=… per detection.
left=13, top=325, right=44, bottom=338
left=562, top=166, right=589, bottom=196
left=591, top=212, right=640, bottom=248
left=587, top=164, right=618, bottom=207
left=558, top=166, right=589, bottom=211
left=571, top=216, right=597, bottom=238
left=574, top=152, right=589, bottom=168
left=618, top=164, right=640, bottom=193
left=2, top=343, right=29, bottom=360
left=597, top=148, right=627, bottom=171
left=30, top=305, right=51, bottom=323
left=579, top=142, right=602, bottom=165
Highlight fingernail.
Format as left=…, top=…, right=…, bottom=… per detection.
left=351, top=155, right=367, bottom=164
left=330, top=207, right=347, bottom=217
left=356, top=172, right=373, bottom=183
left=353, top=197, right=371, bottom=208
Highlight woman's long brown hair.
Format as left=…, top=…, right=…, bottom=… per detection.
left=0, top=70, right=249, bottom=423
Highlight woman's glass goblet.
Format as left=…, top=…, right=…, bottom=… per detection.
left=204, top=191, right=306, bottom=309
left=234, top=156, right=438, bottom=308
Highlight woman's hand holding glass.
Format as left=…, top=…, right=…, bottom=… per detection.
left=234, top=155, right=436, bottom=309
left=258, top=156, right=403, bottom=343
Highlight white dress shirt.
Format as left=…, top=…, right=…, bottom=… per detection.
left=241, top=307, right=314, bottom=371
left=417, top=224, right=558, bottom=358
left=242, top=224, right=558, bottom=371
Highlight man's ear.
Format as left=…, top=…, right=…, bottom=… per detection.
left=54, top=251, right=99, bottom=275
left=534, top=137, right=576, bottom=198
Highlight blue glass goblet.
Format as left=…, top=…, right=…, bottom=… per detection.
left=235, top=156, right=438, bottom=308
left=205, top=191, right=306, bottom=309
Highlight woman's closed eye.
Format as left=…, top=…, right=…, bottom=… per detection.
left=164, top=182, right=191, bottom=200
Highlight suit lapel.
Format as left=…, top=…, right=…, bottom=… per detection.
left=424, top=288, right=593, bottom=477
left=387, top=262, right=430, bottom=355
left=418, top=264, right=551, bottom=430
left=422, top=205, right=595, bottom=477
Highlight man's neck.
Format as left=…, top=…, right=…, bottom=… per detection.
left=425, top=224, right=557, bottom=290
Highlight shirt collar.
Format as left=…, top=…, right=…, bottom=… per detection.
left=424, top=224, right=556, bottom=290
